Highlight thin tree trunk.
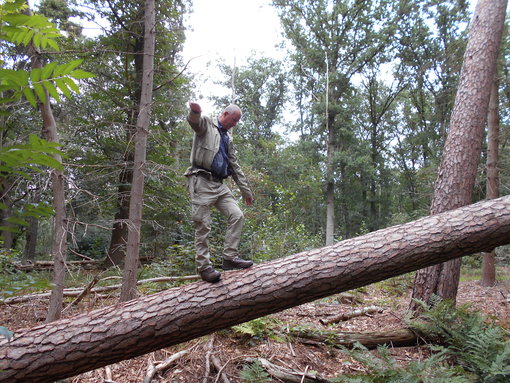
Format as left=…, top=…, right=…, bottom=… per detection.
left=0, top=178, right=14, bottom=249
left=410, top=0, right=507, bottom=310
left=22, top=188, right=41, bottom=263
left=325, top=117, right=335, bottom=246
left=480, top=74, right=500, bottom=287
left=325, top=62, right=335, bottom=246
left=120, top=0, right=156, bottom=302
left=39, top=91, right=67, bottom=323
left=2, top=196, right=510, bottom=383
left=26, top=11, right=68, bottom=322
left=104, top=7, right=146, bottom=269
left=23, top=216, right=39, bottom=263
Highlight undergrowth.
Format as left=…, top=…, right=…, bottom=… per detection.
left=335, top=298, right=510, bottom=382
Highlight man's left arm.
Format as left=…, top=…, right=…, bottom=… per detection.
left=228, top=140, right=254, bottom=204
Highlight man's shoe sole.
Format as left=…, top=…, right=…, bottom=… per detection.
left=222, top=262, right=253, bottom=271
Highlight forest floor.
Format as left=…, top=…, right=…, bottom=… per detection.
left=1, top=269, right=510, bottom=383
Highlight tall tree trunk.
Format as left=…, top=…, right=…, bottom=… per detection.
left=325, top=116, right=335, bottom=245
left=2, top=196, right=510, bottom=383
left=410, top=0, right=507, bottom=310
left=120, top=0, right=156, bottom=302
left=0, top=178, right=14, bottom=249
left=104, top=162, right=132, bottom=268
left=104, top=7, right=146, bottom=269
left=32, top=75, right=67, bottom=323
left=39, top=90, right=67, bottom=324
left=22, top=190, right=41, bottom=263
left=24, top=3, right=68, bottom=322
left=480, top=74, right=500, bottom=287
left=22, top=216, right=38, bottom=263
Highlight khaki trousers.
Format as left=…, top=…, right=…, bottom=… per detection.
left=187, top=174, right=244, bottom=271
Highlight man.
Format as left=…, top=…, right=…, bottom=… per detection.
left=185, top=101, right=254, bottom=283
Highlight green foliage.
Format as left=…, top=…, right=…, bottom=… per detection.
left=240, top=360, right=271, bottom=383
left=0, top=134, right=64, bottom=176
left=0, top=249, right=52, bottom=298
left=335, top=300, right=510, bottom=382
left=0, top=0, right=94, bottom=107
left=376, top=273, right=415, bottom=297
left=0, top=0, right=60, bottom=50
left=335, top=345, right=469, bottom=383
left=409, top=298, right=510, bottom=383
left=232, top=317, right=283, bottom=342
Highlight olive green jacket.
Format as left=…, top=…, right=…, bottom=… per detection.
left=184, top=109, right=253, bottom=200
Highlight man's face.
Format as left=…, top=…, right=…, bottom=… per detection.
left=220, top=111, right=241, bottom=130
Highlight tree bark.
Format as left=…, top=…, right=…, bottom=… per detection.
left=104, top=4, right=146, bottom=269
left=481, top=74, right=500, bottom=287
left=293, top=327, right=422, bottom=349
left=2, top=196, right=510, bottom=383
left=119, top=0, right=156, bottom=302
left=27, top=15, right=69, bottom=322
left=411, top=0, right=507, bottom=310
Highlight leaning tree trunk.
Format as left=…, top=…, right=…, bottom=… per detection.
left=2, top=196, right=510, bottom=383
left=410, top=0, right=507, bottom=310
left=480, top=74, right=500, bottom=287
left=120, top=0, right=156, bottom=302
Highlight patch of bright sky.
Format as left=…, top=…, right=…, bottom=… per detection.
left=182, top=0, right=285, bottom=114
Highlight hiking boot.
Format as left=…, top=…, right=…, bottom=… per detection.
left=222, top=257, right=253, bottom=270
left=199, top=267, right=221, bottom=283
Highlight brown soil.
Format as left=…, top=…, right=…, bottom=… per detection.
left=1, top=277, right=509, bottom=383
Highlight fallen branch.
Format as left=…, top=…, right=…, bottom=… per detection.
left=292, top=327, right=423, bottom=349
left=0, top=275, right=200, bottom=305
left=211, top=355, right=231, bottom=383
left=245, top=358, right=331, bottom=383
left=319, top=305, right=383, bottom=325
left=62, top=272, right=104, bottom=312
left=15, top=260, right=101, bottom=271
left=142, top=349, right=189, bottom=383
left=203, top=336, right=215, bottom=383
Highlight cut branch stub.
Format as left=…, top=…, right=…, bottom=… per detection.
left=1, top=196, right=510, bottom=383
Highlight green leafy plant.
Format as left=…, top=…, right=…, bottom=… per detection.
left=410, top=298, right=510, bottom=383
left=335, top=344, right=469, bottom=383
left=0, top=248, right=52, bottom=299
left=232, top=317, right=283, bottom=342
left=335, top=300, right=510, bottom=382
left=0, top=0, right=94, bottom=107
left=240, top=360, right=271, bottom=383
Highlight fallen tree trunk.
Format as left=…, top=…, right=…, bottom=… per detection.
left=292, top=327, right=423, bottom=349
left=0, top=275, right=200, bottom=305
left=1, top=196, right=510, bottom=383
left=15, top=259, right=101, bottom=271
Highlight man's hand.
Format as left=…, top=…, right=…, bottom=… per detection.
left=189, top=101, right=202, bottom=114
left=244, top=196, right=254, bottom=206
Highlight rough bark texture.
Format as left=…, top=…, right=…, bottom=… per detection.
left=411, top=0, right=507, bottom=308
left=120, top=0, right=156, bottom=302
left=29, top=33, right=68, bottom=323
left=104, top=6, right=146, bottom=269
left=1, top=196, right=510, bottom=382
left=294, top=328, right=422, bottom=349
left=481, top=75, right=500, bottom=287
